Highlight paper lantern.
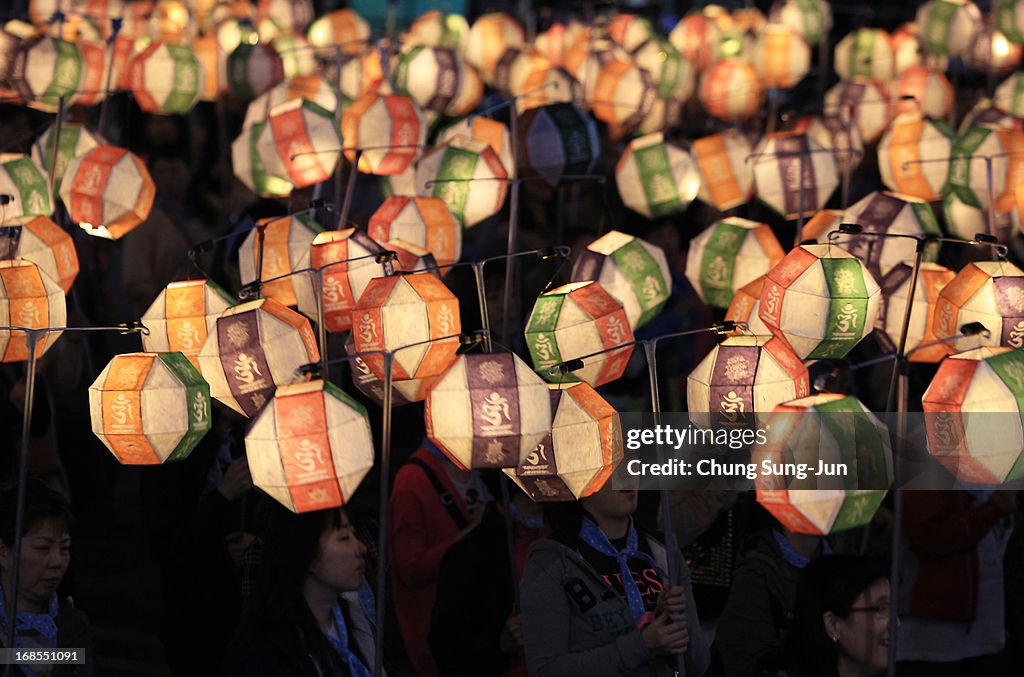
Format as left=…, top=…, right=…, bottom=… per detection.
left=70, top=41, right=107, bottom=107
left=341, top=93, right=425, bottom=176
left=517, top=103, right=600, bottom=188
left=141, top=279, right=235, bottom=370
left=406, top=10, right=469, bottom=51
left=344, top=332, right=413, bottom=407
left=257, top=0, right=314, bottom=36
left=834, top=28, right=894, bottom=82
left=754, top=394, right=892, bottom=535
left=725, top=275, right=772, bottom=335
left=571, top=230, right=672, bottom=330
left=350, top=272, right=461, bottom=400
left=198, top=297, right=319, bottom=417
left=770, top=0, right=832, bottom=46
left=734, top=7, right=768, bottom=34
left=615, top=133, right=699, bottom=219
left=606, top=13, right=655, bottom=53
left=922, top=346, right=1024, bottom=483
left=60, top=145, right=154, bottom=240
left=932, top=260, right=1024, bottom=352
left=305, top=228, right=391, bottom=334
left=915, top=0, right=982, bottom=57
left=239, top=214, right=322, bottom=309
left=9, top=36, right=81, bottom=112
left=89, top=352, right=211, bottom=465
left=669, top=12, right=732, bottom=69
left=878, top=112, right=955, bottom=201
left=754, top=23, right=810, bottom=89
left=232, top=120, right=294, bottom=198
left=994, top=73, right=1024, bottom=117
left=759, top=244, right=882, bottom=359
left=825, top=79, right=892, bottom=144
left=946, top=125, right=1024, bottom=209
left=31, top=123, right=101, bottom=190
left=687, top=335, right=809, bottom=430
left=272, top=34, right=318, bottom=79
left=246, top=379, right=374, bottom=512
left=425, top=352, right=552, bottom=469
left=524, top=281, right=634, bottom=387
left=633, top=37, right=695, bottom=134
left=699, top=58, right=763, bottom=121
left=243, top=75, right=341, bottom=130
left=491, top=47, right=549, bottom=97
left=307, top=9, right=369, bottom=51
left=591, top=55, right=656, bottom=139
left=226, top=43, right=284, bottom=101
left=686, top=218, right=785, bottom=309
left=837, top=191, right=942, bottom=280
left=513, top=65, right=584, bottom=115
left=464, top=13, right=525, bottom=84
left=368, top=196, right=461, bottom=269
left=965, top=26, right=1022, bottom=74
left=437, top=117, right=515, bottom=179
left=0, top=154, right=52, bottom=225
left=324, top=47, right=382, bottom=101
left=893, top=66, right=953, bottom=119
left=792, top=115, right=864, bottom=176
left=563, top=38, right=628, bottom=104
left=891, top=22, right=940, bottom=75
left=534, top=20, right=589, bottom=68
left=996, top=0, right=1024, bottom=44
left=129, top=42, right=203, bottom=115
left=876, top=261, right=956, bottom=363
left=752, top=133, right=838, bottom=220
left=415, top=136, right=509, bottom=229
left=392, top=45, right=482, bottom=117
left=148, top=0, right=193, bottom=43
left=691, top=130, right=754, bottom=211
left=943, top=193, right=1020, bottom=242
left=0, top=259, right=65, bottom=362
left=504, top=383, right=622, bottom=501
left=257, top=98, right=341, bottom=189
left=0, top=216, right=77, bottom=293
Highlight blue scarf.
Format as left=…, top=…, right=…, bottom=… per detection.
left=508, top=501, right=544, bottom=530
left=578, top=517, right=665, bottom=625
left=325, top=601, right=372, bottom=677
left=0, top=585, right=59, bottom=677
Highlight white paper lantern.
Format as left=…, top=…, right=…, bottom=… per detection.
left=916, top=0, right=982, bottom=57
left=834, top=28, right=895, bottom=82
left=686, top=217, right=785, bottom=309
left=142, top=279, right=235, bottom=371
left=691, top=130, right=754, bottom=211
left=368, top=196, right=461, bottom=269
left=825, top=79, right=892, bottom=144
left=932, top=260, right=1024, bottom=352
left=877, top=261, right=956, bottom=363
left=878, top=112, right=955, bottom=201
left=837, top=191, right=943, bottom=280
left=239, top=214, right=323, bottom=309
left=60, top=146, right=154, bottom=240
left=415, top=136, right=509, bottom=229
left=752, top=133, right=838, bottom=220
left=0, top=259, right=65, bottom=362
left=616, top=133, right=700, bottom=219
left=341, top=93, right=426, bottom=176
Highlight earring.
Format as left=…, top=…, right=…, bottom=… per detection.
left=831, top=635, right=839, bottom=643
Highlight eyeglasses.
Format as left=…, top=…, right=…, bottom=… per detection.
left=848, top=603, right=891, bottom=621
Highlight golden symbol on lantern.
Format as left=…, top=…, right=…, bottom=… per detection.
left=436, top=303, right=455, bottom=333
left=109, top=393, right=135, bottom=426
left=232, top=352, right=263, bottom=384
left=533, top=333, right=554, bottom=362
left=720, top=390, right=745, bottom=422
left=478, top=360, right=505, bottom=384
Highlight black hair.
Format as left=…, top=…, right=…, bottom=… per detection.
left=0, top=479, right=73, bottom=551
left=785, top=554, right=890, bottom=677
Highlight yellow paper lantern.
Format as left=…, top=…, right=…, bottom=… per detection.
left=341, top=93, right=426, bottom=176
left=239, top=214, right=323, bottom=308
left=368, top=196, right=461, bottom=269
left=0, top=259, right=65, bottom=362
left=141, top=279, right=235, bottom=371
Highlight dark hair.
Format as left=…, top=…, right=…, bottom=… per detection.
left=0, top=479, right=73, bottom=551
left=785, top=554, right=889, bottom=677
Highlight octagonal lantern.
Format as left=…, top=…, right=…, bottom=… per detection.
left=405, top=10, right=470, bottom=51
left=770, top=0, right=832, bottom=46
left=142, top=279, right=235, bottom=370
left=894, top=65, right=953, bottom=120
left=517, top=103, right=600, bottom=188
left=226, top=42, right=285, bottom=101
left=915, top=0, right=982, bottom=58
left=60, top=146, right=154, bottom=240
left=239, top=214, right=323, bottom=309
left=247, top=379, right=374, bottom=513
left=725, top=275, right=772, bottom=335
left=425, top=351, right=552, bottom=470
left=633, top=37, right=695, bottom=135
left=232, top=120, right=294, bottom=198
left=932, top=260, right=1024, bottom=352
left=753, top=393, right=892, bottom=535
left=591, top=55, right=656, bottom=140
left=837, top=191, right=942, bottom=280
left=877, top=261, right=956, bottom=363
left=834, top=28, right=895, bottom=82
left=606, top=13, right=656, bottom=53
left=791, top=114, right=864, bottom=176
left=615, top=133, right=700, bottom=219
left=0, top=216, right=77, bottom=293
left=491, top=47, right=550, bottom=98
left=754, top=23, right=811, bottom=89
left=525, top=281, right=634, bottom=387
left=436, top=116, right=515, bottom=179
left=303, top=228, right=391, bottom=334
left=687, top=335, right=810, bottom=430
left=563, top=38, right=629, bottom=105
left=513, top=65, right=584, bottom=115
left=341, top=93, right=425, bottom=176
left=393, top=45, right=482, bottom=118
left=244, top=75, right=341, bottom=130
left=685, top=217, right=785, bottom=309
left=691, top=130, right=754, bottom=211
left=923, top=346, right=1024, bottom=484
left=198, top=297, right=320, bottom=417
left=0, top=259, right=64, bottom=362
left=759, top=243, right=882, bottom=360
left=89, top=352, right=211, bottom=465
left=307, top=8, right=369, bottom=50
left=9, top=36, right=81, bottom=112
left=0, top=154, right=52, bottom=225
left=504, top=383, right=622, bottom=501
left=699, top=58, right=763, bottom=122
left=878, top=112, right=955, bottom=201
left=129, top=42, right=204, bottom=115
left=946, top=125, right=1024, bottom=210
left=368, top=196, right=461, bottom=269
left=825, top=79, right=892, bottom=145
left=752, top=133, right=838, bottom=220
left=571, top=230, right=672, bottom=330
left=464, top=13, right=525, bottom=84
left=944, top=193, right=1020, bottom=243
left=257, top=98, right=341, bottom=189
left=415, top=136, right=509, bottom=229
left=669, top=11, right=733, bottom=70
left=31, top=122, right=101, bottom=189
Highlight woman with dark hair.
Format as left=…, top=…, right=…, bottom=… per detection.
left=227, top=505, right=377, bottom=676
left=784, top=554, right=891, bottom=677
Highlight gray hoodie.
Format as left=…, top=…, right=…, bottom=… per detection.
left=521, top=535, right=710, bottom=677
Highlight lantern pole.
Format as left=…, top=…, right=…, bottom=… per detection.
left=47, top=96, right=65, bottom=197
left=97, top=17, right=122, bottom=140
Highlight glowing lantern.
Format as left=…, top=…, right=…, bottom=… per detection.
left=304, top=228, right=390, bottom=334
left=191, top=35, right=220, bottom=101
left=307, top=9, right=369, bottom=51
left=754, top=23, right=811, bottom=89
left=142, top=278, right=234, bottom=370
left=700, top=58, right=764, bottom=121
left=149, top=0, right=192, bottom=43
left=563, top=38, right=627, bottom=103
left=725, top=275, right=772, bottom=335
left=591, top=55, right=656, bottom=139
left=685, top=218, right=785, bottom=309
left=878, top=112, right=955, bottom=201
left=464, top=13, right=525, bottom=84
left=129, top=42, right=203, bottom=114
left=437, top=117, right=515, bottom=179
left=734, top=7, right=768, bottom=34
left=257, top=0, right=314, bottom=37
left=9, top=36, right=81, bottom=112
left=257, top=98, right=341, bottom=189
left=752, top=133, right=838, bottom=220
left=350, top=272, right=461, bottom=400
left=226, top=43, right=285, bottom=101
left=876, top=261, right=956, bottom=362
left=834, top=28, right=895, bottom=82
left=393, top=45, right=482, bottom=117
left=687, top=335, right=809, bottom=431
left=0, top=216, right=77, bottom=293
left=932, top=260, right=1024, bottom=352
left=946, top=125, right=1024, bottom=210
left=691, top=130, right=755, bottom=211
left=406, top=10, right=470, bottom=51
left=965, top=26, right=1021, bottom=74
left=770, top=0, right=832, bottom=46
left=517, top=102, right=600, bottom=187
left=243, top=76, right=340, bottom=130
left=71, top=41, right=107, bottom=107
left=239, top=214, right=322, bottom=309
left=326, top=47, right=383, bottom=101
left=425, top=352, right=552, bottom=469
left=491, top=47, right=550, bottom=97
left=368, top=196, right=461, bottom=269
left=922, top=346, right=1024, bottom=483
left=633, top=37, right=695, bottom=135
left=524, top=281, right=634, bottom=387
left=825, top=79, right=892, bottom=144
left=837, top=191, right=942, bottom=279
left=0, top=259, right=65, bottom=362
left=606, top=13, right=656, bottom=53
left=571, top=230, right=672, bottom=330
left=669, top=12, right=729, bottom=69
left=341, top=93, right=425, bottom=176
left=996, top=0, right=1024, bottom=45
left=513, top=65, right=584, bottom=115
left=915, top=0, right=982, bottom=57
left=792, top=115, right=864, bottom=176
left=345, top=332, right=413, bottom=407
left=944, top=193, right=1020, bottom=242
left=232, top=120, right=294, bottom=198
left=89, top=352, right=211, bottom=465
left=59, top=146, right=153, bottom=240
left=891, top=23, right=938, bottom=75
left=0, top=154, right=52, bottom=225
left=754, top=394, right=892, bottom=535
left=994, top=72, right=1024, bottom=117
left=504, top=383, right=622, bottom=501
left=246, top=379, right=374, bottom=512
left=272, top=34, right=317, bottom=79
left=415, top=136, right=509, bottom=229
left=534, top=20, right=589, bottom=68
left=615, top=133, right=699, bottom=219
left=893, top=66, right=953, bottom=119
left=759, top=244, right=882, bottom=359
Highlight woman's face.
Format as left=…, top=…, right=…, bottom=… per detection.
left=0, top=518, right=70, bottom=612
left=308, top=511, right=367, bottom=593
left=834, top=579, right=891, bottom=675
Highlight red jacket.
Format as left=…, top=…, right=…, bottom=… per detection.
left=388, top=448, right=471, bottom=677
